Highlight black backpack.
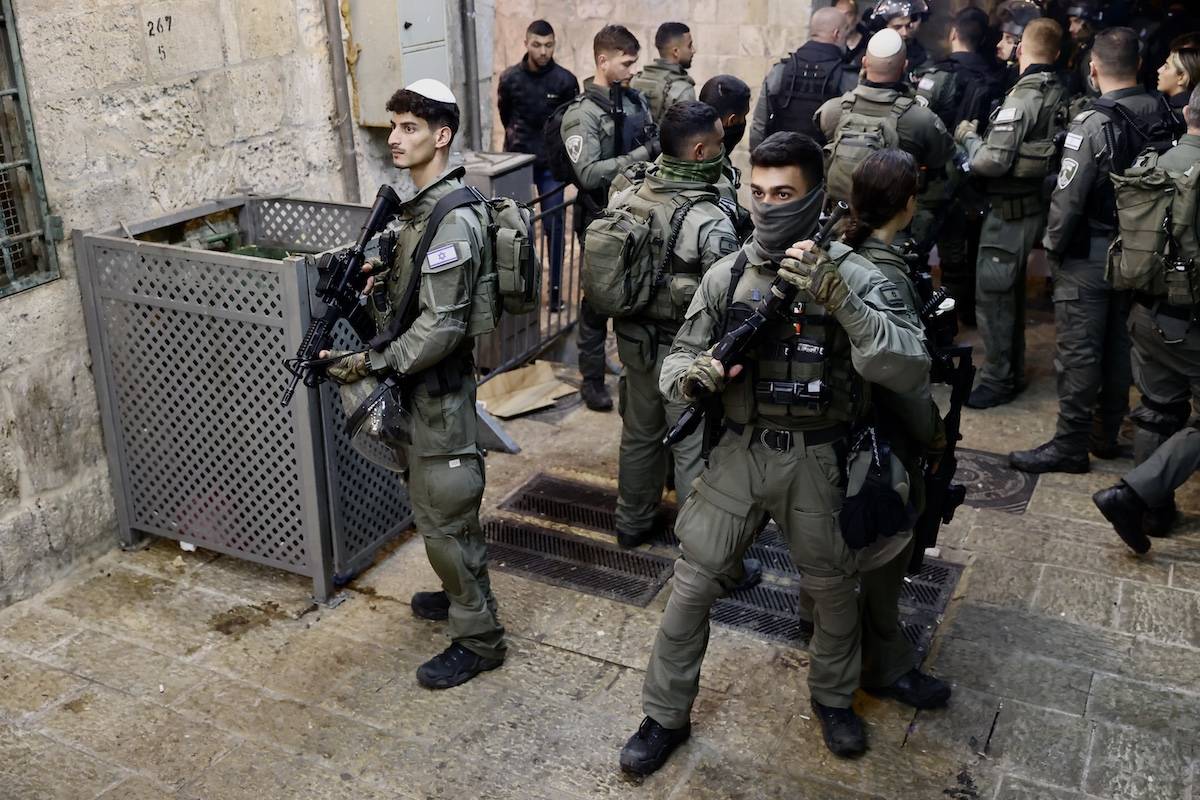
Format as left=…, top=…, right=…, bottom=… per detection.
left=1087, top=97, right=1176, bottom=226
left=543, top=98, right=580, bottom=184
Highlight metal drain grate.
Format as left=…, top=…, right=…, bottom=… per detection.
left=484, top=519, right=674, bottom=607
left=957, top=448, right=1039, bottom=514
left=499, top=473, right=679, bottom=546
left=711, top=582, right=811, bottom=643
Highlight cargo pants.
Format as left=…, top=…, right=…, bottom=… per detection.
left=406, top=375, right=507, bottom=661
left=975, top=205, right=1042, bottom=396
left=614, top=320, right=705, bottom=536
left=1051, top=236, right=1133, bottom=454
left=641, top=427, right=915, bottom=727
left=1123, top=302, right=1200, bottom=509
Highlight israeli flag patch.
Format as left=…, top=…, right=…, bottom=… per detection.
left=994, top=106, right=1017, bottom=123
left=1063, top=132, right=1083, bottom=151
left=425, top=242, right=462, bottom=271
left=918, top=76, right=935, bottom=92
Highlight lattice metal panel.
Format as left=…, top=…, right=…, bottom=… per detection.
left=248, top=198, right=367, bottom=254
left=320, top=317, right=413, bottom=581
left=92, top=245, right=309, bottom=572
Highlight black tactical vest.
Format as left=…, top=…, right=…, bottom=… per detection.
left=765, top=43, right=847, bottom=142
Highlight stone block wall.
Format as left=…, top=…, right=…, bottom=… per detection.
left=0, top=0, right=348, bottom=606
left=490, top=0, right=819, bottom=175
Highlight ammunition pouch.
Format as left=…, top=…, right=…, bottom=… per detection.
left=993, top=192, right=1042, bottom=222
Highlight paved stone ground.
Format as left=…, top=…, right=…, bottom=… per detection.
left=2, top=305, right=1199, bottom=800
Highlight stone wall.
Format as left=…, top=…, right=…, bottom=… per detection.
left=490, top=0, right=819, bottom=174
left=0, top=0, right=349, bottom=606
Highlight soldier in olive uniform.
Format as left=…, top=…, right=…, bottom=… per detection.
left=631, top=22, right=697, bottom=123
left=561, top=25, right=661, bottom=412
left=816, top=28, right=956, bottom=245
left=699, top=74, right=754, bottom=240
left=321, top=80, right=505, bottom=689
left=1094, top=86, right=1200, bottom=554
left=956, top=18, right=1068, bottom=408
left=1011, top=28, right=1164, bottom=474
left=619, top=133, right=934, bottom=775
left=611, top=102, right=741, bottom=548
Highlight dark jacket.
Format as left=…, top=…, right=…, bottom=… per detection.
left=498, top=55, right=579, bottom=169
left=750, top=40, right=858, bottom=148
left=916, top=51, right=1005, bottom=131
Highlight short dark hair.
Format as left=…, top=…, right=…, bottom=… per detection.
left=385, top=89, right=460, bottom=140
left=750, top=132, right=824, bottom=192
left=1092, top=27, right=1140, bottom=78
left=594, top=24, right=640, bottom=59
left=699, top=74, right=751, bottom=117
left=527, top=19, right=554, bottom=38
left=951, top=7, right=990, bottom=53
left=660, top=101, right=720, bottom=159
left=843, top=149, right=919, bottom=248
left=655, top=21, right=691, bottom=51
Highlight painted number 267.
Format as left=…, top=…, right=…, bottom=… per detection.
left=146, top=16, right=173, bottom=36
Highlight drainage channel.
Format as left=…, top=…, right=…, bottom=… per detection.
left=498, top=473, right=679, bottom=546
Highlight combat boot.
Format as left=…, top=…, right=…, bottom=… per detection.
left=1144, top=501, right=1179, bottom=538
left=866, top=669, right=951, bottom=709
left=580, top=380, right=613, bottom=412
left=966, top=384, right=1013, bottom=409
left=810, top=699, right=867, bottom=757
left=731, top=558, right=763, bottom=593
left=619, top=716, right=691, bottom=776
left=410, top=590, right=450, bottom=621
left=416, top=643, right=503, bottom=690
left=617, top=528, right=652, bottom=548
left=1009, top=440, right=1089, bottom=474
left=1093, top=482, right=1150, bottom=554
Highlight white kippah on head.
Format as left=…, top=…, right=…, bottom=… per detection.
left=405, top=78, right=457, bottom=104
left=867, top=28, right=904, bottom=58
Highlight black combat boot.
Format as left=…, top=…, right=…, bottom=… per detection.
left=1144, top=500, right=1179, bottom=538
left=416, top=643, right=503, bottom=690
left=617, top=528, right=652, bottom=548
left=410, top=590, right=450, bottom=621
left=966, top=384, right=1013, bottom=409
left=1009, top=440, right=1089, bottom=474
left=580, top=380, right=613, bottom=412
left=1090, top=439, right=1133, bottom=460
left=1093, top=482, right=1150, bottom=554
left=866, top=669, right=952, bottom=709
left=619, top=716, right=691, bottom=776
left=731, top=558, right=763, bottom=593
left=810, top=699, right=867, bottom=757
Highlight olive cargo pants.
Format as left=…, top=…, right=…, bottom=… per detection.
left=975, top=208, right=1042, bottom=395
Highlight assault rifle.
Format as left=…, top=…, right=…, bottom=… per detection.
left=280, top=185, right=402, bottom=405
left=904, top=247, right=975, bottom=574
left=664, top=202, right=849, bottom=447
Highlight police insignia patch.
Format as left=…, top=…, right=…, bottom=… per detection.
left=1057, top=158, right=1079, bottom=190
left=565, top=134, right=583, bottom=163
left=915, top=95, right=930, bottom=108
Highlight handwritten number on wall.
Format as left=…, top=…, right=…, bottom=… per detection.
left=146, top=17, right=173, bottom=36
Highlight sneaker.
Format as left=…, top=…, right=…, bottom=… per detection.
left=810, top=699, right=867, bottom=757
left=415, top=643, right=503, bottom=690
left=865, top=668, right=951, bottom=709
left=1093, top=482, right=1150, bottom=554
left=1009, top=440, right=1089, bottom=474
left=966, top=384, right=1013, bottom=409
left=411, top=590, right=450, bottom=621
left=580, top=380, right=613, bottom=412
left=619, top=716, right=691, bottom=776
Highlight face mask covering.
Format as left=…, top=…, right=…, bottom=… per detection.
left=750, top=186, right=825, bottom=264
left=660, top=147, right=726, bottom=185
left=723, top=123, right=746, bottom=152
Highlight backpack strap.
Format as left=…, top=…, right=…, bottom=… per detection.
left=890, top=94, right=917, bottom=124
left=656, top=193, right=710, bottom=282
left=716, top=250, right=751, bottom=342
left=368, top=186, right=484, bottom=351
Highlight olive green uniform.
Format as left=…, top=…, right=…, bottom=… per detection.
left=1043, top=87, right=1162, bottom=455
left=614, top=166, right=740, bottom=536
left=641, top=239, right=931, bottom=723
left=631, top=60, right=696, bottom=122
left=816, top=82, right=956, bottom=243
left=959, top=65, right=1067, bottom=396
left=1122, top=134, right=1200, bottom=510
left=561, top=79, right=657, bottom=385
left=364, top=166, right=506, bottom=661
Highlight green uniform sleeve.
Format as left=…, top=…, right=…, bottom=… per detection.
left=964, top=94, right=1033, bottom=177
left=370, top=210, right=482, bottom=376
left=561, top=105, right=651, bottom=192
left=690, top=211, right=740, bottom=272
left=660, top=264, right=730, bottom=402
left=1043, top=112, right=1098, bottom=257
left=668, top=78, right=696, bottom=107
left=815, top=96, right=843, bottom=143
left=749, top=66, right=783, bottom=150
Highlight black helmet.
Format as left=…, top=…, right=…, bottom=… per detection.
left=997, top=0, right=1042, bottom=39
left=1066, top=0, right=1104, bottom=26
left=870, top=0, right=929, bottom=22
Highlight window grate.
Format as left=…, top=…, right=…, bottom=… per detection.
left=0, top=0, right=60, bottom=298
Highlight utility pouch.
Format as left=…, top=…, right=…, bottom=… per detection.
left=838, top=425, right=913, bottom=550
left=1165, top=256, right=1198, bottom=308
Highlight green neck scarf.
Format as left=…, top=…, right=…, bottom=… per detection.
left=659, top=149, right=725, bottom=185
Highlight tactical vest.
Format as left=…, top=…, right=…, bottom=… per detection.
left=717, top=248, right=867, bottom=431
left=766, top=51, right=845, bottom=141
left=1004, top=73, right=1069, bottom=192
left=630, top=64, right=691, bottom=123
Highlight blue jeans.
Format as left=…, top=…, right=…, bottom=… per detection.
left=534, top=167, right=566, bottom=305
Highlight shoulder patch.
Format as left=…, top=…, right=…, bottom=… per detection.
left=994, top=106, right=1018, bottom=123
left=565, top=134, right=584, bottom=163
left=918, top=76, right=935, bottom=92
left=1057, top=158, right=1079, bottom=190
left=424, top=242, right=467, bottom=273
left=880, top=284, right=905, bottom=309
left=915, top=94, right=930, bottom=108
left=1063, top=132, right=1083, bottom=151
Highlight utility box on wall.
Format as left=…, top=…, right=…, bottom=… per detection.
left=351, top=0, right=452, bottom=128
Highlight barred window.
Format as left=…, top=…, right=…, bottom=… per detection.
left=0, top=1, right=60, bottom=299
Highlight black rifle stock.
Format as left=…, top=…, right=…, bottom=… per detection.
left=663, top=202, right=849, bottom=447
left=281, top=185, right=402, bottom=405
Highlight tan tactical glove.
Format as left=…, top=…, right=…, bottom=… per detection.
left=323, top=351, right=371, bottom=384
left=680, top=348, right=726, bottom=400
left=778, top=248, right=850, bottom=312
left=954, top=119, right=977, bottom=146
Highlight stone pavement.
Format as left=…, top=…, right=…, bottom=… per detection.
left=2, top=309, right=1199, bottom=800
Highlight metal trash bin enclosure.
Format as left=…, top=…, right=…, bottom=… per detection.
left=75, top=196, right=410, bottom=601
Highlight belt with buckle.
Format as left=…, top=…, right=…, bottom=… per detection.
left=1134, top=293, right=1193, bottom=322
left=725, top=421, right=847, bottom=452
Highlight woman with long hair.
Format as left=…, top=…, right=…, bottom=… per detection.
left=1158, top=33, right=1200, bottom=129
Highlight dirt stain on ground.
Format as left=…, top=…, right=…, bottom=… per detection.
left=208, top=602, right=286, bottom=639
left=61, top=696, right=89, bottom=714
